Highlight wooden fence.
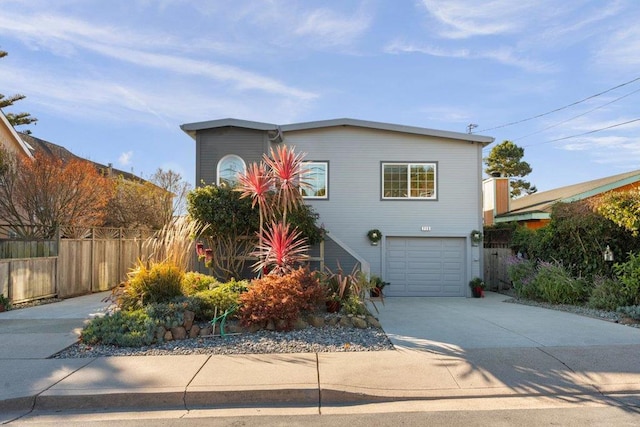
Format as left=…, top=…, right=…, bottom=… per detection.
left=1, top=227, right=155, bottom=303
left=483, top=244, right=513, bottom=291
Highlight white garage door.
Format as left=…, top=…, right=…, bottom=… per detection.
left=385, top=237, right=465, bottom=297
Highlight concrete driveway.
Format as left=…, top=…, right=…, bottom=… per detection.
left=374, top=291, right=640, bottom=352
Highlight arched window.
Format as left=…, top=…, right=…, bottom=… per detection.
left=217, top=154, right=246, bottom=187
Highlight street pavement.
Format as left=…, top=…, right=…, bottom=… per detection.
left=1, top=291, right=639, bottom=422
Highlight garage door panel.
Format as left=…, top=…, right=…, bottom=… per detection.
left=386, top=237, right=465, bottom=297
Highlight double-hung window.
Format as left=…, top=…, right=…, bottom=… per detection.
left=301, top=161, right=328, bottom=199
left=382, top=162, right=437, bottom=199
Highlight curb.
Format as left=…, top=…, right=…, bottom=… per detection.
left=4, top=384, right=639, bottom=414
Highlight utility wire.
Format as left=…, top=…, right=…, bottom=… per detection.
left=513, top=86, right=640, bottom=142
left=522, top=117, right=640, bottom=148
left=475, top=76, right=640, bottom=133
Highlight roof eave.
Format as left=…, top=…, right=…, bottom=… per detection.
left=180, top=118, right=279, bottom=140
left=180, top=117, right=495, bottom=145
left=494, top=212, right=550, bottom=223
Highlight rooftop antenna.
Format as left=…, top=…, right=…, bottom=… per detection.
left=467, top=123, right=478, bottom=134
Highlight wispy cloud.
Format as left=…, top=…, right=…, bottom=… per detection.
left=595, top=25, right=640, bottom=70
left=119, top=150, right=133, bottom=166
left=0, top=12, right=317, bottom=101
left=418, top=0, right=546, bottom=39
left=294, top=7, right=372, bottom=47
left=386, top=41, right=556, bottom=73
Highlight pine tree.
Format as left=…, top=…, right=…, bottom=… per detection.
left=484, top=140, right=537, bottom=198
left=0, top=50, right=38, bottom=133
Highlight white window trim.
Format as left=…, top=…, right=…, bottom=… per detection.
left=382, top=162, right=437, bottom=200
left=301, top=161, right=328, bottom=199
left=216, top=154, right=246, bottom=187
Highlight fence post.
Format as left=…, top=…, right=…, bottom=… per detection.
left=55, top=227, right=60, bottom=297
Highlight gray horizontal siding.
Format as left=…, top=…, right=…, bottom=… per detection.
left=196, top=127, right=268, bottom=186
left=282, top=127, right=483, bottom=278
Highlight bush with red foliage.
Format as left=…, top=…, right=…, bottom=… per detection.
left=239, top=268, right=325, bottom=331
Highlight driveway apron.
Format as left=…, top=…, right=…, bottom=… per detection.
left=374, top=292, right=640, bottom=352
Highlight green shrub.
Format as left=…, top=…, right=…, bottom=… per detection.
left=193, top=279, right=249, bottom=320
left=588, top=276, right=628, bottom=311
left=507, top=257, right=538, bottom=299
left=239, top=268, right=324, bottom=331
left=342, top=294, right=368, bottom=316
left=81, top=310, right=156, bottom=347
left=144, top=298, right=201, bottom=328
left=613, top=252, right=640, bottom=306
left=617, top=305, right=640, bottom=320
left=533, top=261, right=588, bottom=305
left=181, top=271, right=219, bottom=295
left=119, top=261, right=185, bottom=310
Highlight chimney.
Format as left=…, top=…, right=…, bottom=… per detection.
left=483, top=174, right=510, bottom=225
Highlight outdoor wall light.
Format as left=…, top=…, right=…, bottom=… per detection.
left=603, top=245, right=614, bottom=262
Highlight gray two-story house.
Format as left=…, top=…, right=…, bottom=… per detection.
left=181, top=118, right=494, bottom=297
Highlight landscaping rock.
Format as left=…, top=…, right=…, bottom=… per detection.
left=366, top=316, right=381, bottom=328
left=293, top=318, right=309, bottom=330
left=266, top=320, right=276, bottom=331
left=171, top=326, right=187, bottom=340
left=189, top=324, right=200, bottom=339
left=183, top=310, right=195, bottom=331
left=163, top=330, right=173, bottom=342
left=339, top=316, right=352, bottom=328
left=199, top=325, right=213, bottom=336
left=275, top=319, right=289, bottom=331
left=307, top=315, right=325, bottom=328
left=351, top=317, right=368, bottom=329
left=226, top=322, right=245, bottom=334
left=326, top=317, right=340, bottom=327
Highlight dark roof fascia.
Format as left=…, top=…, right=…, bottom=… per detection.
left=180, top=118, right=279, bottom=140
left=280, top=118, right=495, bottom=145
left=180, top=117, right=495, bottom=145
left=494, top=212, right=550, bottom=223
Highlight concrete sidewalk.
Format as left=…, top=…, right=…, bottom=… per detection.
left=2, top=292, right=640, bottom=421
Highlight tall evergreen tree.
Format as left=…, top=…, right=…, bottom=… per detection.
left=484, top=140, right=537, bottom=197
left=0, top=50, right=37, bottom=133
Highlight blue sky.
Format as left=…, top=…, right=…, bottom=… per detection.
left=1, top=0, right=639, bottom=192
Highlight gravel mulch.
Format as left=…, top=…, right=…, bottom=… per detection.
left=51, top=324, right=394, bottom=359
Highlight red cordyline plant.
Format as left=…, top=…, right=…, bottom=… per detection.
left=263, top=145, right=310, bottom=222
left=237, top=162, right=274, bottom=237
left=252, top=220, right=309, bottom=276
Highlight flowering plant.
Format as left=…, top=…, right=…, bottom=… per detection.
left=367, top=229, right=382, bottom=243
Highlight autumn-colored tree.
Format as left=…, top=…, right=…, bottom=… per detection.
left=104, top=168, right=191, bottom=230
left=150, top=168, right=192, bottom=222
left=0, top=148, right=113, bottom=237
left=103, top=176, right=167, bottom=229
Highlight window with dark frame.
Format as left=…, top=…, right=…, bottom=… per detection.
left=382, top=162, right=436, bottom=199
left=301, top=161, right=328, bottom=199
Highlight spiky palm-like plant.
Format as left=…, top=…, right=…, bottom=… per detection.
left=263, top=145, right=310, bottom=222
left=252, top=221, right=309, bottom=276
left=237, top=162, right=274, bottom=238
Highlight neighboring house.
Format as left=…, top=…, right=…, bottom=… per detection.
left=0, top=110, right=33, bottom=159
left=485, top=170, right=640, bottom=229
left=181, top=118, right=494, bottom=297
left=19, top=133, right=138, bottom=181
